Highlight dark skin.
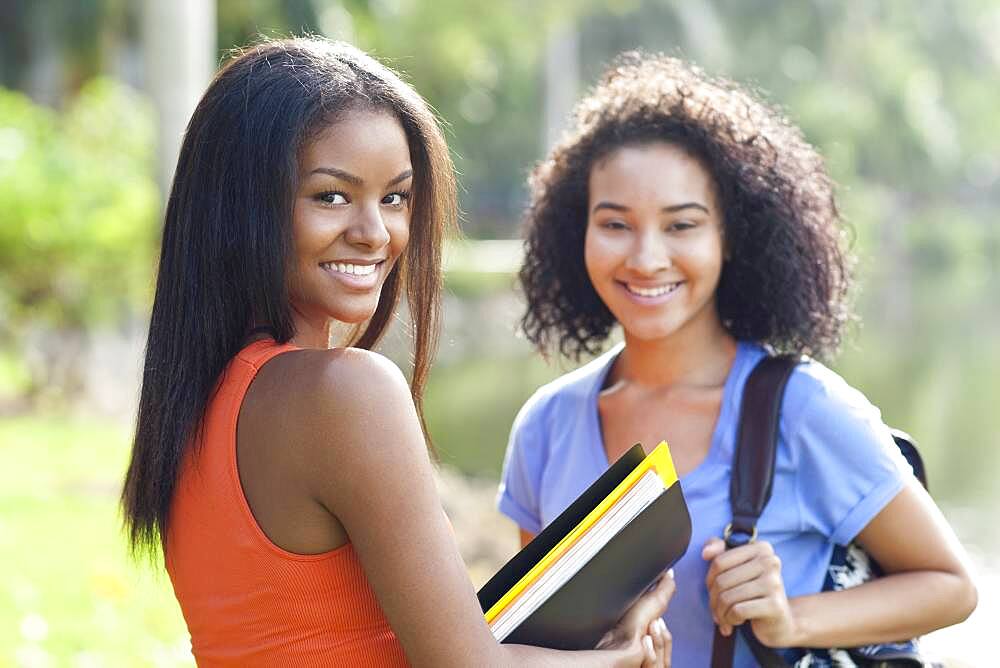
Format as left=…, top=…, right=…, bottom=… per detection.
left=233, top=110, right=675, bottom=667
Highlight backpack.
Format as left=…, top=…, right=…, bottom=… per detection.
left=710, top=355, right=934, bottom=668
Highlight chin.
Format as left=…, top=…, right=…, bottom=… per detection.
left=616, top=315, right=686, bottom=343
left=328, top=293, right=385, bottom=324
left=627, top=328, right=680, bottom=343
left=334, top=308, right=380, bottom=325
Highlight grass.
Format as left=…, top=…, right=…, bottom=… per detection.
left=0, top=416, right=192, bottom=667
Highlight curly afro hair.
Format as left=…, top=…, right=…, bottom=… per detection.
left=519, top=52, right=853, bottom=361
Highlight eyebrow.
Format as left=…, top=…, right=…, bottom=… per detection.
left=591, top=201, right=710, bottom=215
left=309, top=167, right=413, bottom=188
left=591, top=202, right=710, bottom=213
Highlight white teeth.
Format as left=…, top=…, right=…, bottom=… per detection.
left=626, top=282, right=681, bottom=297
left=323, top=262, right=377, bottom=276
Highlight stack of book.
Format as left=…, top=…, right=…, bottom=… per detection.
left=479, top=442, right=691, bottom=650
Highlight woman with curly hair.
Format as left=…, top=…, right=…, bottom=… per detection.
left=498, top=52, right=976, bottom=666
left=121, top=38, right=674, bottom=666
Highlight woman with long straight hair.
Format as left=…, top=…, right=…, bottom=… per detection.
left=121, top=38, right=673, bottom=667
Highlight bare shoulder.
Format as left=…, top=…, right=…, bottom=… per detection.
left=263, top=347, right=413, bottom=420
left=300, top=346, right=410, bottom=403
left=261, top=347, right=427, bottom=482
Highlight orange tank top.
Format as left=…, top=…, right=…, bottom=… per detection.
left=165, top=339, right=410, bottom=667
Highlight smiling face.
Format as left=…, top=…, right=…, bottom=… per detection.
left=287, top=108, right=413, bottom=347
left=584, top=141, right=726, bottom=346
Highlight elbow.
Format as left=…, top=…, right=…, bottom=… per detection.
left=954, top=575, right=978, bottom=624
left=942, top=570, right=978, bottom=626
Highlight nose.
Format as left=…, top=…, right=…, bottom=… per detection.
left=345, top=202, right=391, bottom=250
left=625, top=228, right=672, bottom=275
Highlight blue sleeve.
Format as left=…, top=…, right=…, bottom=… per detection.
left=789, top=372, right=912, bottom=546
left=496, top=398, right=548, bottom=534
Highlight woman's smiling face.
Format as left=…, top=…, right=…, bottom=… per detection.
left=584, top=141, right=726, bottom=345
left=287, top=108, right=413, bottom=346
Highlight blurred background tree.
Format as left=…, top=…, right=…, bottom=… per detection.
left=2, top=0, right=996, bottom=491
left=0, top=80, right=157, bottom=406
left=0, top=1, right=997, bottom=662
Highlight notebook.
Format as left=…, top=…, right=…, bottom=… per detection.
left=478, top=442, right=691, bottom=649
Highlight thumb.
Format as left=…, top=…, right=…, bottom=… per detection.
left=702, top=536, right=726, bottom=561
left=619, top=571, right=676, bottom=633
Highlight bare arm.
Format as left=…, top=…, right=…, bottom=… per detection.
left=704, top=477, right=977, bottom=648
left=787, top=478, right=976, bottom=645
left=305, top=350, right=670, bottom=667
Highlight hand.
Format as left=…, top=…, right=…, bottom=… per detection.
left=702, top=537, right=800, bottom=647
left=596, top=571, right=674, bottom=667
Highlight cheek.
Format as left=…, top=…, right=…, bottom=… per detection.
left=687, top=238, right=725, bottom=288
left=583, top=226, right=606, bottom=281
left=290, top=207, right=322, bottom=261
left=389, top=214, right=411, bottom=258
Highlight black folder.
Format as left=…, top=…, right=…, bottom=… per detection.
left=478, top=444, right=692, bottom=650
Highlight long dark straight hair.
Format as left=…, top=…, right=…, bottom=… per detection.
left=122, top=37, right=457, bottom=558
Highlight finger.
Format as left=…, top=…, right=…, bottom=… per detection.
left=617, top=572, right=676, bottom=639
left=642, top=634, right=655, bottom=663
left=647, top=620, right=664, bottom=668
left=706, top=555, right=764, bottom=616
left=705, top=541, right=774, bottom=586
left=712, top=556, right=769, bottom=593
left=656, top=618, right=671, bottom=667
left=659, top=571, right=677, bottom=612
left=729, top=598, right=779, bottom=625
left=644, top=571, right=677, bottom=615
left=702, top=536, right=726, bottom=561
left=643, top=619, right=668, bottom=668
left=717, top=581, right=771, bottom=626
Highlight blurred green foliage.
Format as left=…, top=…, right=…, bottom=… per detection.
left=0, top=79, right=157, bottom=398
left=0, top=79, right=156, bottom=327
left=0, top=3, right=998, bottom=663
left=1, top=0, right=997, bottom=471
left=0, top=0, right=996, bottom=449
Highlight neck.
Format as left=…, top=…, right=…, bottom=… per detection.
left=615, top=316, right=737, bottom=389
left=290, top=317, right=332, bottom=349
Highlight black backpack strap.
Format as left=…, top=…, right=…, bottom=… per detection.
left=711, top=354, right=799, bottom=668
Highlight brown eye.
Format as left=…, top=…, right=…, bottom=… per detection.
left=318, top=192, right=348, bottom=205
left=381, top=192, right=410, bottom=207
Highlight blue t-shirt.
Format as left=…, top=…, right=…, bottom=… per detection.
left=497, top=341, right=912, bottom=667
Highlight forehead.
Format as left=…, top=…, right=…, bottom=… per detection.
left=299, top=108, right=411, bottom=173
left=588, top=142, right=717, bottom=204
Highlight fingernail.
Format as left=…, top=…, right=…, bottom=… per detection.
left=667, top=568, right=675, bottom=579
left=643, top=634, right=655, bottom=656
